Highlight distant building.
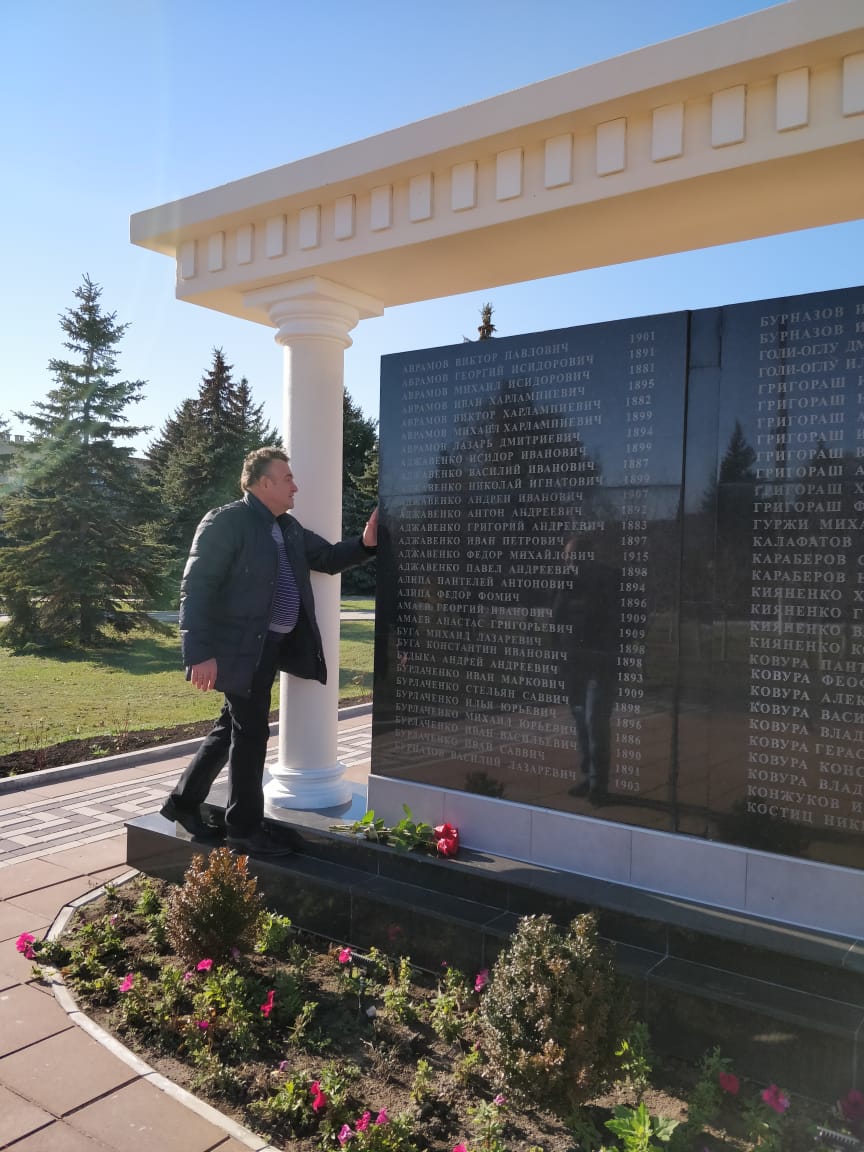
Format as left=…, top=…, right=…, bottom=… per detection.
left=0, top=435, right=25, bottom=457
left=0, top=435, right=25, bottom=472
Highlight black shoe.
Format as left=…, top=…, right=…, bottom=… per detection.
left=226, top=827, right=294, bottom=857
left=568, top=779, right=590, bottom=798
left=159, top=796, right=225, bottom=842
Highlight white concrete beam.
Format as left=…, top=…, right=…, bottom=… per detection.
left=131, top=0, right=864, bottom=328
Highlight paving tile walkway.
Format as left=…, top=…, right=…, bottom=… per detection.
left=0, top=714, right=372, bottom=1152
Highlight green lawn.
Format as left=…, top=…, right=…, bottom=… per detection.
left=0, top=622, right=374, bottom=756
left=339, top=597, right=375, bottom=612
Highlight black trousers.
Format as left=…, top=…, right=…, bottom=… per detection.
left=171, top=632, right=282, bottom=835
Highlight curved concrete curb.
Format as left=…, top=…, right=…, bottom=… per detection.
left=42, top=871, right=281, bottom=1152
left=0, top=701, right=373, bottom=794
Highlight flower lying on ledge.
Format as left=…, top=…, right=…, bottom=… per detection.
left=434, top=822, right=459, bottom=857
left=330, top=805, right=460, bottom=858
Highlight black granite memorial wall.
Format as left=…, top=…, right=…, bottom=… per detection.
left=372, top=285, right=864, bottom=868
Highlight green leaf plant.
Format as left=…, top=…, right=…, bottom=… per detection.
left=604, top=1101, right=680, bottom=1151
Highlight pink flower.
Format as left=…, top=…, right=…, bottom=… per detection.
left=493, top=1093, right=506, bottom=1106
left=338, top=947, right=352, bottom=965
left=375, top=1109, right=389, bottom=1125
left=278, top=1060, right=289, bottom=1072
left=15, top=933, right=36, bottom=960
left=260, top=989, right=275, bottom=1018
left=474, top=968, right=489, bottom=992
left=841, top=1090, right=864, bottom=1123
left=119, top=973, right=134, bottom=993
left=182, top=971, right=194, bottom=982
left=309, top=1081, right=328, bottom=1112
left=196, top=958, right=213, bottom=972
left=338, top=1124, right=354, bottom=1145
left=434, top=822, right=459, bottom=857
left=719, top=1071, right=740, bottom=1095
left=453, top=1145, right=468, bottom=1152
left=355, top=1111, right=371, bottom=1131
left=761, top=1084, right=790, bottom=1114
left=197, top=1020, right=209, bottom=1030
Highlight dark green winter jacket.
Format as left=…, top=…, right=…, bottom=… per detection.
left=179, top=491, right=371, bottom=696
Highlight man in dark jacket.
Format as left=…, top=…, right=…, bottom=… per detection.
left=553, top=536, right=621, bottom=804
left=160, top=447, right=377, bottom=855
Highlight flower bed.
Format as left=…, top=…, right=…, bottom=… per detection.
left=18, top=851, right=863, bottom=1152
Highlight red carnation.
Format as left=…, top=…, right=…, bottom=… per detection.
left=434, top=823, right=459, bottom=857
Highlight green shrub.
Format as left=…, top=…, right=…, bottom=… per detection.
left=605, top=1101, right=679, bottom=1150
left=341, top=1111, right=420, bottom=1151
left=381, top=956, right=417, bottom=1024
left=254, top=911, right=294, bottom=957
left=467, top=1095, right=508, bottom=1152
left=134, top=877, right=162, bottom=917
left=165, top=848, right=263, bottom=964
left=430, top=964, right=473, bottom=1043
left=669, top=1045, right=730, bottom=1149
left=248, top=1073, right=318, bottom=1136
left=616, top=1021, right=653, bottom=1100
left=453, top=1047, right=485, bottom=1089
left=189, top=1050, right=246, bottom=1101
left=477, top=912, right=631, bottom=1112
left=410, top=1057, right=434, bottom=1105
left=190, top=966, right=264, bottom=1061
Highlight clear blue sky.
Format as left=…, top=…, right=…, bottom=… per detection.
left=2, top=0, right=862, bottom=454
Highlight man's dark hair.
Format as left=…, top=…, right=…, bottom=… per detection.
left=241, top=447, right=289, bottom=491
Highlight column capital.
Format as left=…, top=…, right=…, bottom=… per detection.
left=244, top=276, right=384, bottom=348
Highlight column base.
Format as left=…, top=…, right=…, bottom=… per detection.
left=264, top=762, right=352, bottom=810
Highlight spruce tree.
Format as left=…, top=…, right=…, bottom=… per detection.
left=144, top=349, right=280, bottom=600
left=341, top=388, right=378, bottom=594
left=707, top=420, right=757, bottom=627
left=0, top=276, right=166, bottom=647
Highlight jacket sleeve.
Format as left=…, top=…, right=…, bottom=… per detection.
left=179, top=508, right=239, bottom=667
left=302, top=529, right=373, bottom=575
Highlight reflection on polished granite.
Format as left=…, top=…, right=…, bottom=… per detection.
left=373, top=285, right=864, bottom=869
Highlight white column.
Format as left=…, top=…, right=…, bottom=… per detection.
left=244, top=277, right=383, bottom=809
